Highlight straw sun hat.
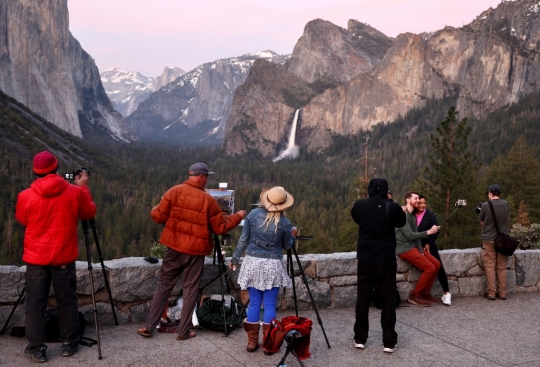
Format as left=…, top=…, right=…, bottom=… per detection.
left=260, top=186, right=294, bottom=212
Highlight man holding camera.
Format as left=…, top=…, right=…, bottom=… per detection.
left=15, top=151, right=96, bottom=363
left=139, top=163, right=246, bottom=341
left=351, top=178, right=406, bottom=353
left=395, top=192, right=441, bottom=307
left=478, top=184, right=510, bottom=300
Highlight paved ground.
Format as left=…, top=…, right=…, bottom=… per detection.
left=1, top=292, right=539, bottom=367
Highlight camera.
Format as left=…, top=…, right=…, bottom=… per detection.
left=64, top=168, right=90, bottom=181
left=474, top=202, right=483, bottom=214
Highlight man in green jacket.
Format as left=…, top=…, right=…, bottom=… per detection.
left=395, top=192, right=440, bottom=307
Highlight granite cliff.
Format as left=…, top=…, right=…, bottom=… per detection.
left=224, top=0, right=540, bottom=156
left=0, top=0, right=135, bottom=141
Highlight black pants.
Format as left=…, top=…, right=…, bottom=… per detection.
left=354, top=262, right=397, bottom=348
left=426, top=243, right=450, bottom=292
left=25, top=263, right=79, bottom=350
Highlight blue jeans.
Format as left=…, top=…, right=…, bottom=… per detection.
left=246, top=287, right=279, bottom=324
left=25, top=263, right=79, bottom=349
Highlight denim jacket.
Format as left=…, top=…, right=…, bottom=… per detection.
left=231, top=208, right=295, bottom=265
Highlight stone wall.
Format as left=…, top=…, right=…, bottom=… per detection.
left=1, top=249, right=539, bottom=327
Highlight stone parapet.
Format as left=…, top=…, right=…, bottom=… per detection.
left=1, top=249, right=539, bottom=326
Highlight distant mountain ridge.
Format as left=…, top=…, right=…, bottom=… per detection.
left=223, top=0, right=540, bottom=157
left=0, top=0, right=135, bottom=142
left=100, top=67, right=185, bottom=117
left=126, top=51, right=289, bottom=146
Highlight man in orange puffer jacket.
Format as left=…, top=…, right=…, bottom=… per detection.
left=138, top=163, right=246, bottom=341
left=15, top=151, right=96, bottom=363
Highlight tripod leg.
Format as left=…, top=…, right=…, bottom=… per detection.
left=214, top=235, right=230, bottom=336
left=287, top=250, right=299, bottom=316
left=0, top=286, right=25, bottom=335
left=82, top=220, right=102, bottom=359
left=291, top=246, right=331, bottom=349
left=89, top=219, right=118, bottom=326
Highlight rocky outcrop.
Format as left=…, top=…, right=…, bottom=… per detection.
left=127, top=51, right=288, bottom=146
left=224, top=0, right=540, bottom=156
left=286, top=19, right=393, bottom=84
left=0, top=0, right=135, bottom=141
left=152, top=66, right=185, bottom=91
left=100, top=67, right=184, bottom=117
left=224, top=19, right=392, bottom=156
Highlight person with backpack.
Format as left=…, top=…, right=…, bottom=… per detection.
left=229, top=186, right=297, bottom=354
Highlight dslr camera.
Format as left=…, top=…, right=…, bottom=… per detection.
left=474, top=202, right=483, bottom=214
left=64, top=168, right=90, bottom=181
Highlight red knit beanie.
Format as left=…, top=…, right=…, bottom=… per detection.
left=33, top=151, right=58, bottom=175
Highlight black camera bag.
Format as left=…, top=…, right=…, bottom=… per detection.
left=488, top=202, right=519, bottom=256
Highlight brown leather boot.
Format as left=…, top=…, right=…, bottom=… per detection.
left=243, top=320, right=260, bottom=352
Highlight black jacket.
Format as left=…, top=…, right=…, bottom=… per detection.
left=351, top=178, right=406, bottom=264
left=417, top=209, right=439, bottom=247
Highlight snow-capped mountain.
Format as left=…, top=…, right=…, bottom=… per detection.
left=100, top=67, right=184, bottom=117
left=126, top=50, right=289, bottom=147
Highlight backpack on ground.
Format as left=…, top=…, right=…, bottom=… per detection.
left=196, top=295, right=245, bottom=332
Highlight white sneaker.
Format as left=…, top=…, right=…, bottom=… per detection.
left=383, top=345, right=397, bottom=353
left=441, top=293, right=452, bottom=306
left=354, top=342, right=365, bottom=349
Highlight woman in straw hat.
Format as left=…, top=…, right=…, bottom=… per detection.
left=230, top=186, right=297, bottom=354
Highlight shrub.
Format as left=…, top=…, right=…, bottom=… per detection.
left=511, top=223, right=540, bottom=250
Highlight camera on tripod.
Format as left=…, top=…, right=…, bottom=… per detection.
left=64, top=167, right=90, bottom=181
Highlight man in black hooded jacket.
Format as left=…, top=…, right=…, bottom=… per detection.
left=351, top=178, right=406, bottom=353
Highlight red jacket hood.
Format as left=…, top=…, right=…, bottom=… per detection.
left=30, top=174, right=69, bottom=198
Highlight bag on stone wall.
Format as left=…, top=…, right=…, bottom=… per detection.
left=196, top=295, right=244, bottom=332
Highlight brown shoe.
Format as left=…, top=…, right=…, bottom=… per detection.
left=484, top=293, right=496, bottom=301
left=407, top=293, right=430, bottom=307
left=422, top=293, right=440, bottom=304
left=243, top=320, right=261, bottom=352
left=176, top=329, right=197, bottom=340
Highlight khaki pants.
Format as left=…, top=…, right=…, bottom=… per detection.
left=481, top=241, right=508, bottom=297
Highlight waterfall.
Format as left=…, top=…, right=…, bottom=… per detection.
left=273, top=109, right=300, bottom=162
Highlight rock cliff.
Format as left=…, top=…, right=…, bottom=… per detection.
left=0, top=0, right=135, bottom=141
left=127, top=51, right=288, bottom=146
left=224, top=0, right=540, bottom=156
left=224, top=19, right=394, bottom=156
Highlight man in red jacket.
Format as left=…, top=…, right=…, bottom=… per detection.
left=138, top=163, right=246, bottom=341
left=15, top=151, right=96, bottom=363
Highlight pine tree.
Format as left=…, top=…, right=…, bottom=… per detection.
left=422, top=107, right=480, bottom=248
left=482, top=136, right=540, bottom=223
left=516, top=201, right=531, bottom=226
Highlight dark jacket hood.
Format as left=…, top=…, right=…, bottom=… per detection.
left=368, top=178, right=389, bottom=199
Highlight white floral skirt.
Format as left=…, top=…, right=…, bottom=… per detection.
left=237, top=256, right=292, bottom=291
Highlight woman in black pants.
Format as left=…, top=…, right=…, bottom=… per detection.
left=416, top=195, right=452, bottom=305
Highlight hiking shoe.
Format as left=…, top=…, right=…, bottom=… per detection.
left=383, top=345, right=397, bottom=353
left=484, top=293, right=496, bottom=301
left=422, top=293, right=440, bottom=304
left=496, top=294, right=507, bottom=300
left=24, top=346, right=47, bottom=363
left=442, top=293, right=452, bottom=306
left=62, top=341, right=78, bottom=357
left=407, top=294, right=430, bottom=307
left=354, top=341, right=365, bottom=349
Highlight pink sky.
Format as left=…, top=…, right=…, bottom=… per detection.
left=68, top=0, right=503, bottom=77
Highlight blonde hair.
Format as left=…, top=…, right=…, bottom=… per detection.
left=259, top=211, right=282, bottom=235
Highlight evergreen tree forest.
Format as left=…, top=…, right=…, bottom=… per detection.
left=1, top=88, right=540, bottom=265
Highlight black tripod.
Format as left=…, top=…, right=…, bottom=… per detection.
left=276, top=237, right=331, bottom=367
left=212, top=234, right=234, bottom=336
